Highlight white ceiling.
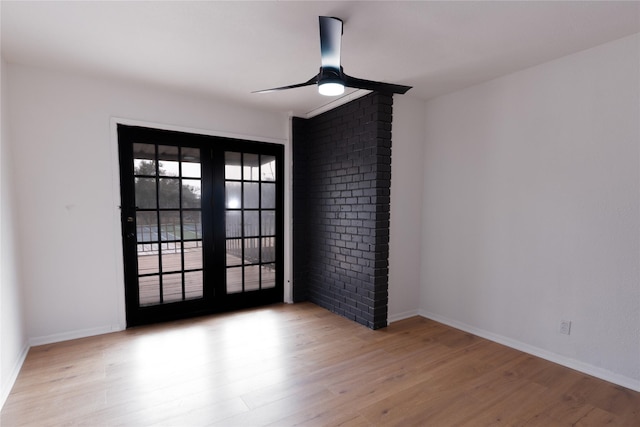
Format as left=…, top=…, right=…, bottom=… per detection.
left=2, top=1, right=639, bottom=117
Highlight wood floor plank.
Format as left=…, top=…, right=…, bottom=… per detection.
left=2, top=302, right=639, bottom=426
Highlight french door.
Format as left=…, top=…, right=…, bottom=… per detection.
left=118, top=125, right=284, bottom=326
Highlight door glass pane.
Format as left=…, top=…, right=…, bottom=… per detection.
left=162, top=273, right=183, bottom=303
left=136, top=212, right=157, bottom=242
left=261, top=155, right=276, bottom=182
left=225, top=211, right=242, bottom=238
left=243, top=153, right=260, bottom=181
left=262, top=264, right=276, bottom=289
left=158, top=145, right=179, bottom=177
left=134, top=159, right=156, bottom=176
left=184, top=245, right=203, bottom=270
left=158, top=178, right=180, bottom=208
left=161, top=243, right=182, bottom=274
left=184, top=271, right=203, bottom=300
left=225, top=152, right=242, bottom=180
left=138, top=242, right=159, bottom=254
left=227, top=267, right=242, bottom=294
left=137, top=244, right=159, bottom=275
left=135, top=178, right=156, bottom=209
left=161, top=241, right=178, bottom=252
left=139, top=275, right=160, bottom=306
left=244, top=238, right=259, bottom=264
left=245, top=265, right=260, bottom=291
left=226, top=239, right=242, bottom=266
left=244, top=211, right=259, bottom=237
left=261, top=211, right=275, bottom=235
left=261, top=237, right=275, bottom=263
left=261, top=183, right=276, bottom=209
left=182, top=179, right=201, bottom=208
left=181, top=148, right=201, bottom=178
left=244, top=183, right=259, bottom=209
left=133, top=143, right=156, bottom=173
left=183, top=211, right=202, bottom=239
left=183, top=240, right=200, bottom=249
left=225, top=182, right=242, bottom=209
left=159, top=211, right=181, bottom=240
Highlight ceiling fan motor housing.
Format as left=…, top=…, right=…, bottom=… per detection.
left=318, top=66, right=344, bottom=86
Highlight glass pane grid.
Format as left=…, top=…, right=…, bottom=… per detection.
left=223, top=151, right=278, bottom=294
left=134, top=143, right=203, bottom=307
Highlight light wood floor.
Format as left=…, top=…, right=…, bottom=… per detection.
left=2, top=303, right=639, bottom=426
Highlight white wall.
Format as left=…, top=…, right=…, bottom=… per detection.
left=388, top=96, right=425, bottom=321
left=0, top=57, right=28, bottom=407
left=421, top=34, right=640, bottom=390
left=7, top=63, right=289, bottom=344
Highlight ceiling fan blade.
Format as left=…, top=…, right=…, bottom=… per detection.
left=343, top=73, right=412, bottom=95
left=319, top=16, right=343, bottom=71
left=252, top=74, right=319, bottom=93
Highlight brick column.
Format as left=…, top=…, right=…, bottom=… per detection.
left=292, top=92, right=393, bottom=329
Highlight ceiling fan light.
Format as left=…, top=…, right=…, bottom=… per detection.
left=318, top=82, right=345, bottom=96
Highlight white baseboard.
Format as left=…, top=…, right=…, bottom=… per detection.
left=388, top=309, right=421, bottom=323
left=1, top=342, right=29, bottom=410
left=419, top=310, right=640, bottom=393
left=29, top=324, right=122, bottom=347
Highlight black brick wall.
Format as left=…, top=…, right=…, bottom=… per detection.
left=292, top=92, right=393, bottom=330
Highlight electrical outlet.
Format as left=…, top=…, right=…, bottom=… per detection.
left=560, top=320, right=572, bottom=335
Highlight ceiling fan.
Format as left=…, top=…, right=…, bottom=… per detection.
left=254, top=16, right=412, bottom=96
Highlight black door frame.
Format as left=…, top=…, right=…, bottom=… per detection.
left=118, top=124, right=284, bottom=327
